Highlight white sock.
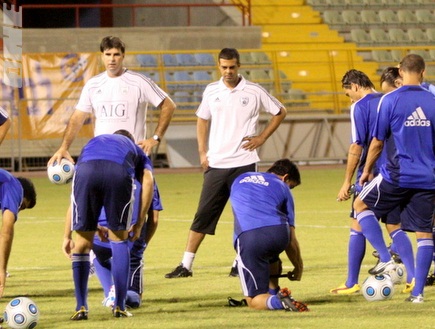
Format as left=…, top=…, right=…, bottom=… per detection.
left=181, top=252, right=195, bottom=270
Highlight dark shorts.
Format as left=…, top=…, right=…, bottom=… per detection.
left=72, top=160, right=135, bottom=232
left=190, top=163, right=256, bottom=235
left=236, top=224, right=289, bottom=297
left=359, top=174, right=435, bottom=233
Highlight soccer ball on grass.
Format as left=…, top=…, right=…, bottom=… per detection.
left=4, top=297, right=39, bottom=329
left=47, top=158, right=75, bottom=185
left=362, top=274, right=395, bottom=301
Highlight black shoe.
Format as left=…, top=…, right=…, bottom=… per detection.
left=277, top=288, right=309, bottom=312
left=372, top=245, right=402, bottom=264
left=70, top=306, right=88, bottom=321
left=229, top=266, right=239, bottom=277
left=425, top=273, right=435, bottom=286
left=228, top=297, right=247, bottom=307
left=165, top=264, right=192, bottom=278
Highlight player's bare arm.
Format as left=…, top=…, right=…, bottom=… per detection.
left=242, top=108, right=286, bottom=151
left=359, top=137, right=384, bottom=186
left=0, top=210, right=15, bottom=297
left=62, top=206, right=74, bottom=259
left=48, top=110, right=89, bottom=166
left=337, top=143, right=362, bottom=202
left=137, top=97, right=176, bottom=154
left=197, top=117, right=210, bottom=170
left=129, top=169, right=154, bottom=242
left=284, top=226, right=303, bottom=281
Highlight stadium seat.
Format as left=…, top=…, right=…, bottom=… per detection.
left=326, top=0, right=347, bottom=6
left=141, top=71, right=160, bottom=83
left=415, top=9, right=434, bottom=24
left=323, top=11, right=345, bottom=25
left=123, top=54, right=140, bottom=67
left=362, top=0, right=383, bottom=6
left=378, top=10, right=398, bottom=25
left=407, top=28, right=428, bottom=44
left=391, top=49, right=405, bottom=62
left=397, top=9, right=418, bottom=24
left=239, top=52, right=256, bottom=65
left=175, top=54, right=198, bottom=66
left=163, top=54, right=178, bottom=66
left=371, top=50, right=393, bottom=62
left=345, top=0, right=364, bottom=7
left=192, top=70, right=213, bottom=90
left=427, top=28, right=435, bottom=42
left=172, top=91, right=194, bottom=110
left=361, top=10, right=382, bottom=25
left=193, top=90, right=203, bottom=103
left=430, top=49, right=435, bottom=61
left=251, top=51, right=272, bottom=65
left=250, top=69, right=273, bottom=91
left=409, top=50, right=432, bottom=62
left=136, top=54, right=157, bottom=67
left=369, top=28, right=391, bottom=44
left=388, top=28, right=410, bottom=44
left=194, top=53, right=215, bottom=66
left=417, top=0, right=434, bottom=4
left=342, top=10, right=363, bottom=25
left=350, top=29, right=372, bottom=44
left=173, top=71, right=195, bottom=90
left=381, top=0, right=402, bottom=5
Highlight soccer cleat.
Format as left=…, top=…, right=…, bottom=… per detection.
left=229, top=266, right=239, bottom=277
left=402, top=279, right=415, bottom=294
left=102, top=285, right=116, bottom=308
left=112, top=306, right=133, bottom=317
left=425, top=273, right=435, bottom=286
left=368, top=259, right=396, bottom=275
left=329, top=283, right=360, bottom=295
left=70, top=306, right=88, bottom=321
left=277, top=288, right=309, bottom=312
left=227, top=297, right=247, bottom=307
left=165, top=264, right=192, bottom=278
left=372, top=245, right=402, bottom=264
left=405, top=294, right=424, bottom=303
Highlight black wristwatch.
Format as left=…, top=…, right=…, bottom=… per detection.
left=152, top=134, right=161, bottom=142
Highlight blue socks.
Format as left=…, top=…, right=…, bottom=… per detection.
left=346, top=229, right=365, bottom=287
left=266, top=295, right=284, bottom=310
left=357, top=210, right=390, bottom=262
left=390, top=229, right=415, bottom=283
left=110, top=240, right=130, bottom=310
left=72, top=253, right=90, bottom=311
left=412, top=238, right=434, bottom=296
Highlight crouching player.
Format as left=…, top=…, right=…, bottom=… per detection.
left=229, top=159, right=308, bottom=312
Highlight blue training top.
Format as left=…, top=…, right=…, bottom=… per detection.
left=230, top=172, right=295, bottom=244
left=0, top=169, right=23, bottom=220
left=374, top=85, right=435, bottom=189
left=351, top=92, right=383, bottom=190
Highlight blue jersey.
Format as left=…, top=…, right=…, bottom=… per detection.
left=350, top=92, right=383, bottom=187
left=77, top=134, right=152, bottom=181
left=0, top=169, right=23, bottom=220
left=374, top=85, right=435, bottom=189
left=230, top=172, right=295, bottom=244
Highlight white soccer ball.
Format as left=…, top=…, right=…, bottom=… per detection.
left=362, top=274, right=395, bottom=302
left=47, top=158, right=75, bottom=185
left=387, top=263, right=405, bottom=285
left=4, top=297, right=39, bottom=329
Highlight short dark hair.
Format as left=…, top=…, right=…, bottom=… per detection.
left=17, top=177, right=36, bottom=209
left=341, top=69, right=375, bottom=89
left=113, top=129, right=135, bottom=142
left=380, top=67, right=400, bottom=88
left=100, top=36, right=126, bottom=54
left=218, top=48, right=240, bottom=65
left=399, top=54, right=425, bottom=74
left=267, top=159, right=301, bottom=187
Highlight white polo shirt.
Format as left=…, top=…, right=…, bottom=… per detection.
left=76, top=69, right=167, bottom=141
left=196, top=75, right=283, bottom=168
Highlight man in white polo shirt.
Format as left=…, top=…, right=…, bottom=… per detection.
left=165, top=47, right=287, bottom=278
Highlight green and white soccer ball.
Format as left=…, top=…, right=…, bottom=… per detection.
left=362, top=274, right=395, bottom=301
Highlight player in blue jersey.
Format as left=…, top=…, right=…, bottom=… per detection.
left=331, top=69, right=415, bottom=295
left=230, top=159, right=308, bottom=312
left=63, top=132, right=154, bottom=319
left=354, top=54, right=435, bottom=303
left=0, top=169, right=36, bottom=297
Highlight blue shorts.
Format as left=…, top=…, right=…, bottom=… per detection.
left=72, top=160, right=135, bottom=232
left=236, top=224, right=289, bottom=297
left=359, top=174, right=435, bottom=233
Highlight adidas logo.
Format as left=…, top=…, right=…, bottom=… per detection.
left=405, top=107, right=430, bottom=127
left=239, top=175, right=269, bottom=186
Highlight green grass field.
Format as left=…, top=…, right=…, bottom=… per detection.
left=4, top=167, right=435, bottom=329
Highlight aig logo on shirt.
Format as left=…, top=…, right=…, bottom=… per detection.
left=240, top=97, right=249, bottom=106
left=98, top=102, right=128, bottom=119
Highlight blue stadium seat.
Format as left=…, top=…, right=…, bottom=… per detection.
left=163, top=54, right=178, bottom=66
left=175, top=54, right=198, bottom=66
left=136, top=54, right=157, bottom=67
left=194, top=53, right=215, bottom=66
